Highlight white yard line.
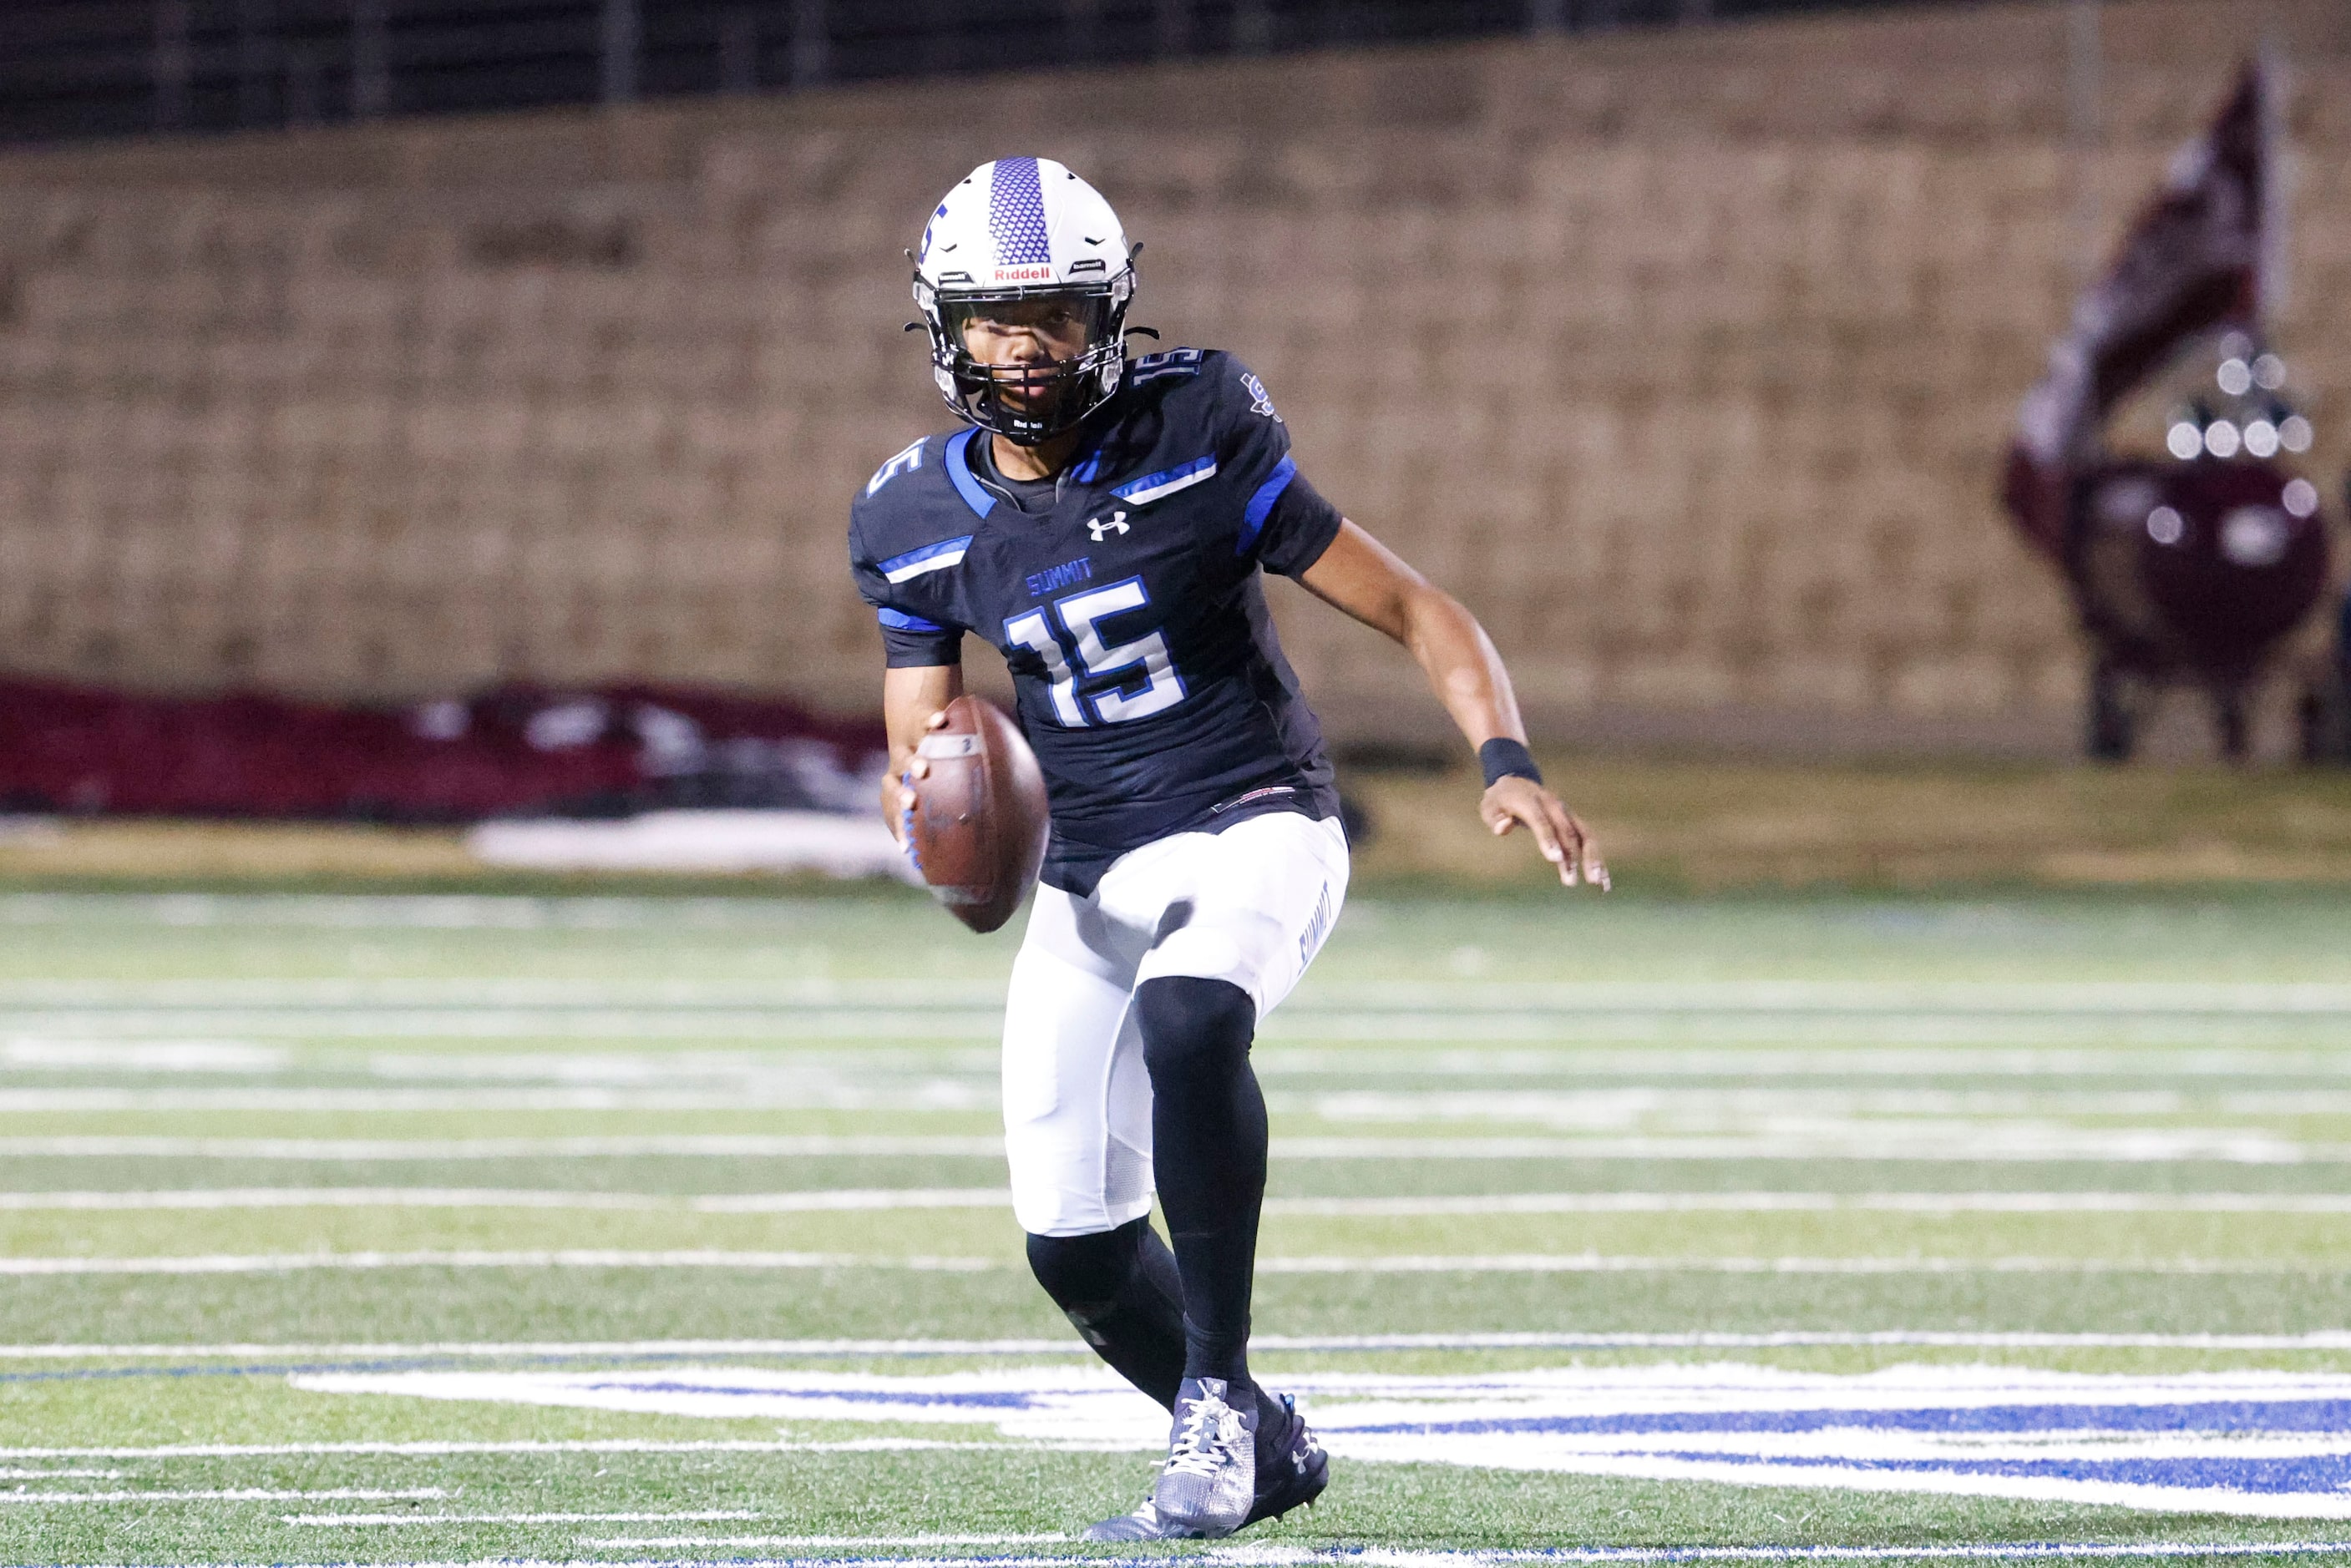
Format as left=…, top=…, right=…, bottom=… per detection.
left=0, top=1188, right=1011, bottom=1211
left=0, top=1488, right=443, bottom=1505
left=1255, top=1254, right=2343, bottom=1276
left=1291, top=1550, right=2351, bottom=1565
left=19, top=1039, right=2351, bottom=1083
left=18, top=1087, right=2351, bottom=1116
left=0, top=892, right=862, bottom=930
left=0, top=1136, right=1009, bottom=1159
left=8, top=1132, right=2350, bottom=1163
left=0, top=1250, right=2337, bottom=1277
left=1254, top=1329, right=2351, bottom=1349
left=0, top=1439, right=1025, bottom=1459
left=586, top=1535, right=1065, bottom=1550
left=14, top=977, right=2351, bottom=1010
left=1280, top=1135, right=2338, bottom=1164
left=17, top=1331, right=2351, bottom=1361
left=14, top=1542, right=2351, bottom=1566
left=0, top=1090, right=1001, bottom=1112
left=17, top=1014, right=2351, bottom=1044
left=0, top=1188, right=677, bottom=1211
left=0, top=1013, right=1004, bottom=1042
left=7, top=1188, right=2350, bottom=1215
left=1261, top=1191, right=2351, bottom=1215
left=0, top=1040, right=290, bottom=1072
left=0, top=1338, right=1080, bottom=1360
left=0, top=1250, right=1008, bottom=1275
left=1255, top=1047, right=2351, bottom=1079
left=287, top=1509, right=758, bottom=1526
left=16, top=1331, right=2351, bottom=1361
left=5, top=1126, right=2339, bottom=1166
left=22, top=1038, right=2351, bottom=1083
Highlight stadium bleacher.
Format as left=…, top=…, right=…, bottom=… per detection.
left=6, top=0, right=1994, bottom=147
left=0, top=0, right=2341, bottom=760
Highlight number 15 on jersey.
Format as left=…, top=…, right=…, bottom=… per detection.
left=1004, top=577, right=1188, bottom=728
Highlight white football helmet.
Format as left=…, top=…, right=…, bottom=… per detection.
left=913, top=157, right=1137, bottom=444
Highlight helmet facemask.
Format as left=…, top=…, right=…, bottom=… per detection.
left=916, top=269, right=1134, bottom=446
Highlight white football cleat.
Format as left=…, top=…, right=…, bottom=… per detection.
left=1085, top=1375, right=1258, bottom=1540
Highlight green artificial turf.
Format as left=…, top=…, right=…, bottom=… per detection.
left=3, top=888, right=2350, bottom=1565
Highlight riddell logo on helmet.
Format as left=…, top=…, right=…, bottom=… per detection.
left=992, top=265, right=1055, bottom=282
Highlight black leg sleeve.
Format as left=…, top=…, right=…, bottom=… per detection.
left=1026, top=1216, right=1187, bottom=1409
left=1134, top=974, right=1266, bottom=1393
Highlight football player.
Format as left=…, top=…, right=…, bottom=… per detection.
left=849, top=158, right=1605, bottom=1540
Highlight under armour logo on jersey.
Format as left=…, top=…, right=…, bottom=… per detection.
left=1241, top=372, right=1282, bottom=422
left=1087, top=511, right=1130, bottom=542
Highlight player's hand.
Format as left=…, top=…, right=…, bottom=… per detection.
left=1481, top=776, right=1609, bottom=891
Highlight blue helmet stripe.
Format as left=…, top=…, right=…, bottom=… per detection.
left=986, top=157, right=1051, bottom=267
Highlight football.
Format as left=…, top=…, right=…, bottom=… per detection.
left=904, top=695, right=1051, bottom=933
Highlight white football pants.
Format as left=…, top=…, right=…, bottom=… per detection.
left=1001, top=810, right=1350, bottom=1238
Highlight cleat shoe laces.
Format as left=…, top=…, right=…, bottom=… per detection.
left=1084, top=1376, right=1258, bottom=1540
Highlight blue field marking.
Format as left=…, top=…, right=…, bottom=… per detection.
left=282, top=1364, right=2351, bottom=1518
left=571, top=1378, right=1044, bottom=1409
left=1345, top=1398, right=2351, bottom=1438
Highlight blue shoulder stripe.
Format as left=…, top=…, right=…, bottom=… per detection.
left=945, top=428, right=996, bottom=519
left=877, top=535, right=975, bottom=584
left=877, top=607, right=947, bottom=634
left=1236, top=455, right=1298, bottom=554
left=1113, top=454, right=1218, bottom=506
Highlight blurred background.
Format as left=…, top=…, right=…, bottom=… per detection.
left=1, top=0, right=2348, bottom=892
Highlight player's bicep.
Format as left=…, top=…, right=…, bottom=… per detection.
left=875, top=608, right=965, bottom=669
left=1296, top=518, right=1428, bottom=643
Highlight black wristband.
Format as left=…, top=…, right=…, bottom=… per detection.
left=1478, top=738, right=1543, bottom=788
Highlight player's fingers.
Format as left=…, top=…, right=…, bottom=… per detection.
left=922, top=709, right=950, bottom=731
left=906, top=755, right=930, bottom=779
left=1569, top=814, right=1611, bottom=893
left=1551, top=803, right=1608, bottom=888
left=1532, top=798, right=1578, bottom=885
left=1520, top=797, right=1567, bottom=868
left=1481, top=795, right=1517, bottom=837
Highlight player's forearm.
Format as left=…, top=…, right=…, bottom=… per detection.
left=1401, top=587, right=1528, bottom=753
left=879, top=664, right=965, bottom=837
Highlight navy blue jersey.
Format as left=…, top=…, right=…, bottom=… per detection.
left=848, top=348, right=1345, bottom=895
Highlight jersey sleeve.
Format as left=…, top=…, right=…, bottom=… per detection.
left=848, top=510, right=965, bottom=668
left=1214, top=357, right=1345, bottom=579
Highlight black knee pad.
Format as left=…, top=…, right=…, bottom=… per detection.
left=1026, top=1217, right=1187, bottom=1407
left=1026, top=1218, right=1147, bottom=1313
left=1134, top=974, right=1256, bottom=1085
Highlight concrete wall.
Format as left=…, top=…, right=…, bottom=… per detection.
left=0, top=0, right=2344, bottom=753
